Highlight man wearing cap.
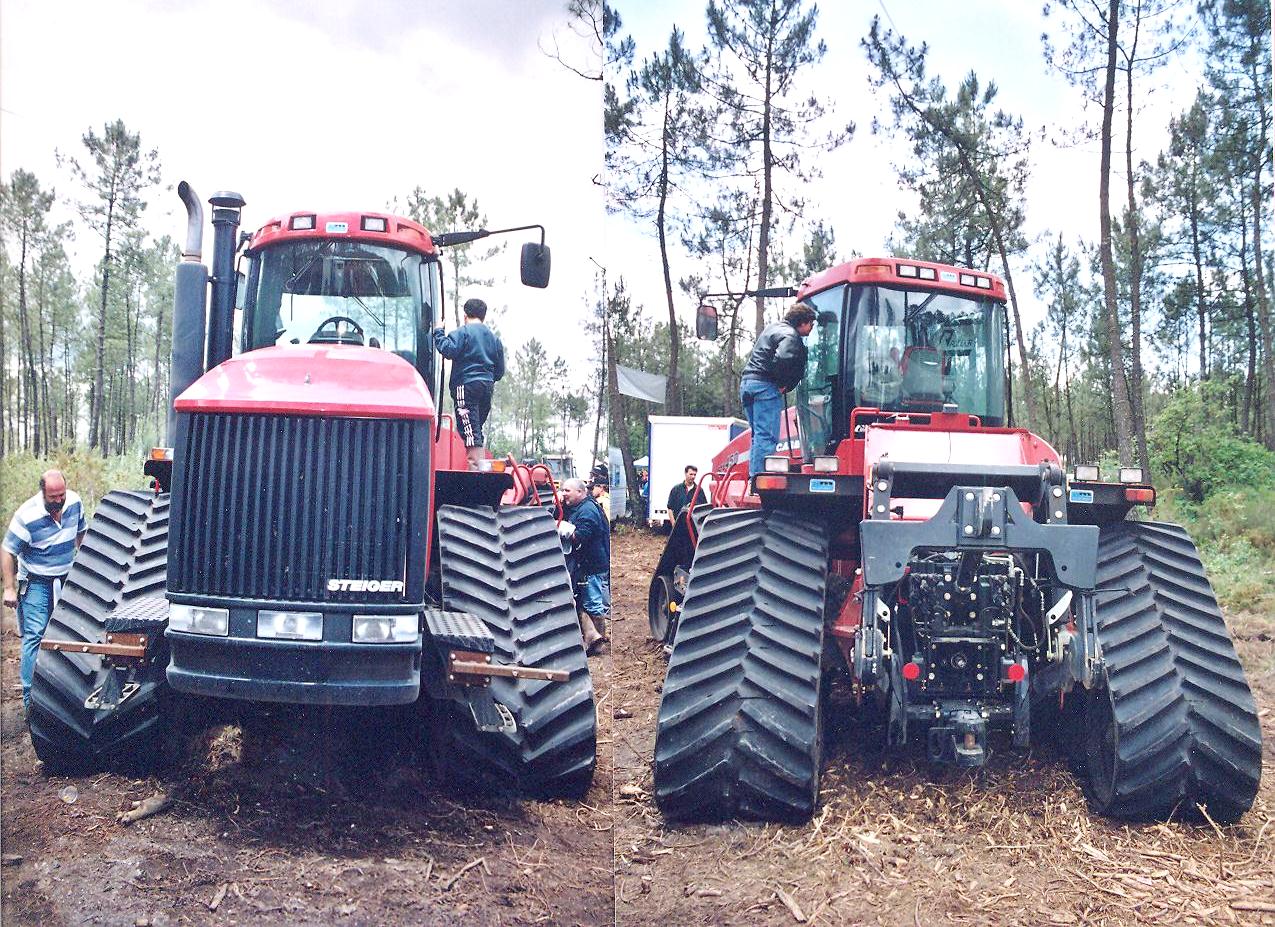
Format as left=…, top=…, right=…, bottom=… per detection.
left=432, top=298, right=506, bottom=470
left=2, top=470, right=87, bottom=712
left=589, top=464, right=615, bottom=527
left=739, top=302, right=816, bottom=488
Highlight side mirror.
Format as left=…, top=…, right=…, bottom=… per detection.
left=695, top=304, right=719, bottom=341
left=520, top=242, right=551, bottom=288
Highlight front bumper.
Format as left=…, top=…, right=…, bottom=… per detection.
left=166, top=601, right=422, bottom=706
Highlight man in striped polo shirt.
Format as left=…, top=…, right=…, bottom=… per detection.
left=2, top=470, right=87, bottom=711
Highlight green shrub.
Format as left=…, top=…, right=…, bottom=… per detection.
left=0, top=451, right=146, bottom=524
left=1149, top=385, right=1275, bottom=502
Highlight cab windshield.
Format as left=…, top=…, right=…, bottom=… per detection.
left=850, top=285, right=1006, bottom=424
left=244, top=240, right=432, bottom=365
left=794, top=282, right=1007, bottom=459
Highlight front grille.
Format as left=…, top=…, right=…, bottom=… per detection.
left=168, top=412, right=429, bottom=604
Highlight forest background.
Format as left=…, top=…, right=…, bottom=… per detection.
left=602, top=0, right=1274, bottom=612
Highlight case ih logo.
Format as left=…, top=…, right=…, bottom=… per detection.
left=327, top=578, right=405, bottom=593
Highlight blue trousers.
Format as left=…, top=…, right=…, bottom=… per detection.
left=580, top=573, right=610, bottom=617
left=740, top=377, right=784, bottom=477
left=19, top=577, right=57, bottom=710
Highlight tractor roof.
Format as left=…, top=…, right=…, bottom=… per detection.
left=799, top=257, right=1007, bottom=302
left=247, top=211, right=438, bottom=258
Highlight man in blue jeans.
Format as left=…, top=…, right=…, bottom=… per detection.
left=2, top=470, right=87, bottom=712
left=739, top=302, right=817, bottom=487
left=432, top=297, right=506, bottom=470
left=558, top=478, right=610, bottom=655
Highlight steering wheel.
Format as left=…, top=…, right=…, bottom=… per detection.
left=309, top=316, right=366, bottom=346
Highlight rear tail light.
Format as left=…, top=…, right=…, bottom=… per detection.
left=754, top=475, right=788, bottom=491
left=1124, top=487, right=1156, bottom=504
left=901, top=660, right=922, bottom=681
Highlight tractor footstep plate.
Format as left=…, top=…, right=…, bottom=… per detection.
left=424, top=609, right=495, bottom=654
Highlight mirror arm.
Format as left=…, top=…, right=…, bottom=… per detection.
left=434, top=224, right=545, bottom=249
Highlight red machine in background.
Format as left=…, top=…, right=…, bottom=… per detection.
left=649, top=257, right=1261, bottom=825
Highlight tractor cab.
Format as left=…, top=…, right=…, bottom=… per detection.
left=239, top=212, right=446, bottom=398
left=792, top=259, right=1008, bottom=462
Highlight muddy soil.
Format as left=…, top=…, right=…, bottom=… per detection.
left=611, top=526, right=1275, bottom=927
left=0, top=618, right=613, bottom=927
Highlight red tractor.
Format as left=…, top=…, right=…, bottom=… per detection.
left=29, top=185, right=596, bottom=797
left=649, top=257, right=1261, bottom=823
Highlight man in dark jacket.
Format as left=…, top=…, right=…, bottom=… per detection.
left=558, top=478, right=610, bottom=655
left=740, top=303, right=817, bottom=482
left=432, top=298, right=506, bottom=469
left=665, top=465, right=698, bottom=522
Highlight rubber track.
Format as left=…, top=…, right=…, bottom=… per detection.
left=28, top=491, right=171, bottom=773
left=1089, top=521, right=1262, bottom=822
left=654, top=508, right=829, bottom=822
left=436, top=504, right=596, bottom=796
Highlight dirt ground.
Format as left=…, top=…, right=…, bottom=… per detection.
left=0, top=620, right=613, bottom=927
left=611, top=526, right=1275, bottom=927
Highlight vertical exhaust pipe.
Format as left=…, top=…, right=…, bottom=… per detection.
left=168, top=181, right=210, bottom=443
left=206, top=191, right=246, bottom=371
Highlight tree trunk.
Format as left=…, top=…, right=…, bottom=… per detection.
left=1098, top=0, right=1136, bottom=465
left=657, top=91, right=681, bottom=413
left=1124, top=53, right=1150, bottom=475
left=91, top=204, right=116, bottom=450
left=754, top=17, right=776, bottom=336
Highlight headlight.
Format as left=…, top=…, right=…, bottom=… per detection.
left=169, top=603, right=229, bottom=636
left=1073, top=465, right=1099, bottom=482
left=353, top=615, right=419, bottom=643
left=257, top=610, right=323, bottom=641
left=1118, top=467, right=1145, bottom=484
left=764, top=455, right=789, bottom=473
left=813, top=455, right=839, bottom=473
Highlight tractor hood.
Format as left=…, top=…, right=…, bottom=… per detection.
left=862, top=421, right=1060, bottom=520
left=862, top=423, right=1059, bottom=471
left=174, top=345, right=435, bottom=420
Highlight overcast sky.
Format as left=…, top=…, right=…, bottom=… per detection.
left=1, top=0, right=603, bottom=384
left=609, top=0, right=1208, bottom=337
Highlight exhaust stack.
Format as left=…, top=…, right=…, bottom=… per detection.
left=168, top=181, right=210, bottom=443
left=206, top=191, right=246, bottom=371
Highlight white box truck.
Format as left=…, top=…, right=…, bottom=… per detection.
left=646, top=415, right=747, bottom=527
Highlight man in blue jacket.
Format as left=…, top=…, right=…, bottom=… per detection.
left=432, top=298, right=506, bottom=470
left=558, top=478, right=610, bottom=655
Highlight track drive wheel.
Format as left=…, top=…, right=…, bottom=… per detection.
left=654, top=508, right=829, bottom=823
left=648, top=574, right=674, bottom=644
left=28, top=491, right=179, bottom=775
left=435, top=504, right=596, bottom=798
left=1085, top=521, right=1262, bottom=822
